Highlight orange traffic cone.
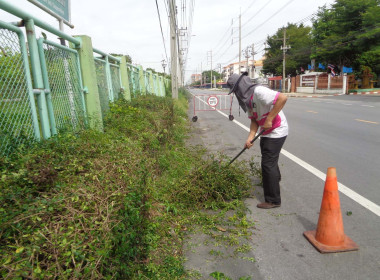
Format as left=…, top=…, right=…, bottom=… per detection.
left=303, top=167, right=359, bottom=253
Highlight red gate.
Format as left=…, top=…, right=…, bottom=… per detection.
left=192, top=93, right=234, bottom=122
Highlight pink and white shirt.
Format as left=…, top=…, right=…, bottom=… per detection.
left=247, top=86, right=288, bottom=138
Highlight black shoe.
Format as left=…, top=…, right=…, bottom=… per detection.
left=257, top=202, right=281, bottom=209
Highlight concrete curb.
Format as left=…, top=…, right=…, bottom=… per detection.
left=347, top=91, right=380, bottom=95
left=285, top=93, right=344, bottom=98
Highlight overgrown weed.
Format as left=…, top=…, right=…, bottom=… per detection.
left=0, top=91, right=259, bottom=279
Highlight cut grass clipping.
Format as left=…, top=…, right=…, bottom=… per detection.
left=172, top=154, right=251, bottom=208
left=0, top=92, right=256, bottom=279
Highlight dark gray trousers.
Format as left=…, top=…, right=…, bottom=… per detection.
left=260, top=136, right=287, bottom=205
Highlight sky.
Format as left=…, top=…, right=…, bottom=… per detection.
left=1, top=0, right=336, bottom=83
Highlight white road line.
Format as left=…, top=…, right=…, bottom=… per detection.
left=192, top=93, right=380, bottom=217
left=342, top=103, right=353, bottom=105
left=361, top=105, right=375, bottom=108
left=281, top=150, right=380, bottom=217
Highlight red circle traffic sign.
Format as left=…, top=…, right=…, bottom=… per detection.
left=207, top=96, right=219, bottom=107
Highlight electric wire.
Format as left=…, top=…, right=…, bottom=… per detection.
left=242, top=0, right=297, bottom=41
left=155, top=0, right=169, bottom=64
left=195, top=2, right=344, bottom=80
left=241, top=0, right=274, bottom=28
left=241, top=0, right=259, bottom=17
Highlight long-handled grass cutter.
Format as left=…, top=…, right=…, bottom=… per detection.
left=228, top=130, right=264, bottom=166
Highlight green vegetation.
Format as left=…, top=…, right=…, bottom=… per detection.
left=0, top=92, right=255, bottom=279
left=263, top=23, right=313, bottom=76
left=210, top=271, right=252, bottom=280
left=263, top=0, right=380, bottom=76
left=312, top=0, right=380, bottom=74
left=201, top=70, right=222, bottom=84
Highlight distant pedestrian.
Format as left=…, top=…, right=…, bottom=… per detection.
left=227, top=72, right=288, bottom=209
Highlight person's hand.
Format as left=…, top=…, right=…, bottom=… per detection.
left=245, top=139, right=254, bottom=149
left=262, top=118, right=273, bottom=131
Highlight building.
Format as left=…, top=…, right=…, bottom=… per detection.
left=191, top=73, right=202, bottom=84
left=223, top=57, right=265, bottom=82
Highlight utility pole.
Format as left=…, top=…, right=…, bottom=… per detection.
left=281, top=28, right=291, bottom=93
left=251, top=43, right=256, bottom=79
left=243, top=44, right=256, bottom=79
left=161, top=59, right=167, bottom=74
left=207, top=50, right=212, bottom=88
left=239, top=10, right=241, bottom=74
left=200, top=62, right=203, bottom=86
left=169, top=0, right=178, bottom=98
left=211, top=50, right=212, bottom=88
left=178, top=27, right=187, bottom=88
left=244, top=47, right=250, bottom=74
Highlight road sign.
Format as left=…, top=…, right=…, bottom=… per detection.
left=207, top=96, right=218, bottom=107
left=28, top=0, right=72, bottom=26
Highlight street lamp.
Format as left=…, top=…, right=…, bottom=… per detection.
left=161, top=59, right=167, bottom=74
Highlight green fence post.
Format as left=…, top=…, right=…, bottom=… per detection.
left=120, top=56, right=131, bottom=101
left=25, top=19, right=51, bottom=139
left=147, top=70, right=154, bottom=95
left=104, top=56, right=114, bottom=103
left=147, top=71, right=152, bottom=94
left=37, top=38, right=58, bottom=135
left=151, top=72, right=156, bottom=95
left=73, top=35, right=103, bottom=131
left=138, top=65, right=146, bottom=95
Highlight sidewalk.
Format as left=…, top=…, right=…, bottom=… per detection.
left=207, top=88, right=380, bottom=98
left=286, top=90, right=380, bottom=98
left=283, top=92, right=340, bottom=98
left=347, top=88, right=380, bottom=95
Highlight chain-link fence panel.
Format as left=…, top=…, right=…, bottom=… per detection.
left=0, top=27, right=38, bottom=156
left=110, top=64, right=121, bottom=101
left=42, top=42, right=86, bottom=133
left=94, top=58, right=110, bottom=117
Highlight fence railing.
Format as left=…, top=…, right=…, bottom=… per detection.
left=293, top=73, right=347, bottom=94
left=0, top=2, right=170, bottom=157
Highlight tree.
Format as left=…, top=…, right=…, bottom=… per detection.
left=109, top=53, right=132, bottom=63
left=311, top=0, right=380, bottom=74
left=201, top=70, right=221, bottom=83
left=263, top=23, right=313, bottom=76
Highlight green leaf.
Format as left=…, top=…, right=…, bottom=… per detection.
left=34, top=265, right=42, bottom=274
left=15, top=247, right=24, bottom=254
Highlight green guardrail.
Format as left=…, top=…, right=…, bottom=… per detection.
left=0, top=0, right=170, bottom=157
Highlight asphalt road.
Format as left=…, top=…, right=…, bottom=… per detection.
left=185, top=89, right=380, bottom=280
left=284, top=95, right=380, bottom=205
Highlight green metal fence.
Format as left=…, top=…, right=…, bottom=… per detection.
left=39, top=39, right=86, bottom=133
left=127, top=64, right=141, bottom=97
left=145, top=71, right=153, bottom=94
left=94, top=58, right=110, bottom=117
left=110, top=63, right=121, bottom=101
left=0, top=1, right=170, bottom=157
left=0, top=23, right=40, bottom=156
